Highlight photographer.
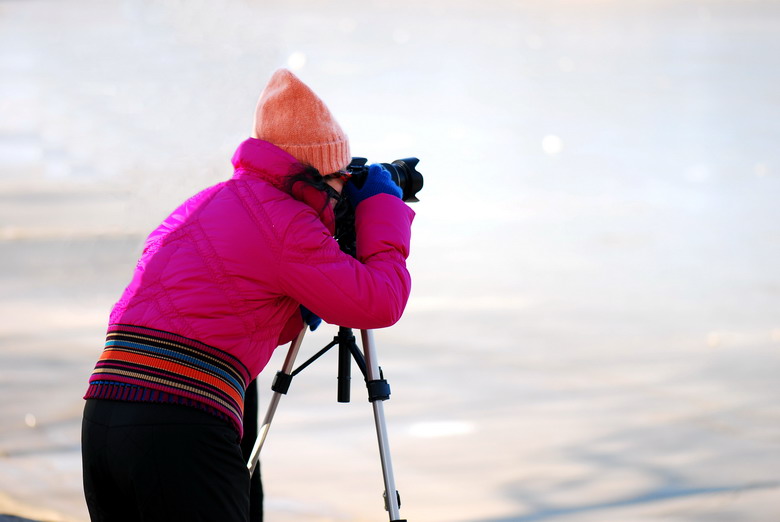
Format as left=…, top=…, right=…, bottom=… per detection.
left=80, top=68, right=414, bottom=522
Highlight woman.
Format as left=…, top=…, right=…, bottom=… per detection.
left=81, top=68, right=414, bottom=522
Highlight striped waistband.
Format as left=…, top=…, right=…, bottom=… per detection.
left=85, top=324, right=251, bottom=435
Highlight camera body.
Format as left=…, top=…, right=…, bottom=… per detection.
left=345, top=157, right=423, bottom=202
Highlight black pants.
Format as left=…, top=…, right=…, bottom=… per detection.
left=82, top=399, right=250, bottom=522
left=241, top=380, right=264, bottom=522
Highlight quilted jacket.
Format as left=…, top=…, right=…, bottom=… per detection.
left=108, top=137, right=414, bottom=379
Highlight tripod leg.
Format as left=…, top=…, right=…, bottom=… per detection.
left=247, top=326, right=307, bottom=475
left=360, top=329, right=405, bottom=521
left=337, top=326, right=354, bottom=403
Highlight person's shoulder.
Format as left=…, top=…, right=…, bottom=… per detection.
left=227, top=177, right=316, bottom=228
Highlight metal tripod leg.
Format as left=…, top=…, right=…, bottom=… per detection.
left=245, top=325, right=407, bottom=520
left=360, top=329, right=406, bottom=522
left=246, top=326, right=307, bottom=475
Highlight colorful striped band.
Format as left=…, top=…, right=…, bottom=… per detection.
left=85, top=324, right=251, bottom=436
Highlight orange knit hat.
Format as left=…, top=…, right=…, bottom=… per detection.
left=252, top=69, right=350, bottom=175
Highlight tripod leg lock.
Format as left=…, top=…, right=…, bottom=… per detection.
left=366, top=378, right=391, bottom=402
left=271, top=371, right=293, bottom=394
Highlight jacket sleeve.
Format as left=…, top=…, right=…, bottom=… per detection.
left=276, top=194, right=414, bottom=330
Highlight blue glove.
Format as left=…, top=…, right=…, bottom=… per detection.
left=300, top=305, right=322, bottom=331
left=343, top=163, right=402, bottom=208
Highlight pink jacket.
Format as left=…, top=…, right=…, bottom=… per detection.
left=109, top=138, right=414, bottom=379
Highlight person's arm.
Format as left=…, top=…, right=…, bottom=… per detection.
left=277, top=193, right=414, bottom=330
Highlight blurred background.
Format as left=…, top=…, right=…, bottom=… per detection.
left=1, top=0, right=779, bottom=520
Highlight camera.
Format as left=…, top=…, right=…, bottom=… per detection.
left=346, top=157, right=423, bottom=202
left=334, top=156, right=422, bottom=255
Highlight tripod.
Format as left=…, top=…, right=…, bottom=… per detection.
left=246, top=323, right=407, bottom=521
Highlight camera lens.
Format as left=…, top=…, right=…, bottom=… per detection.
left=347, top=157, right=423, bottom=202
left=383, top=158, right=423, bottom=202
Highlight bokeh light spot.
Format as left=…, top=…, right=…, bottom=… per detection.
left=542, top=134, right=564, bottom=155
left=287, top=52, right=307, bottom=71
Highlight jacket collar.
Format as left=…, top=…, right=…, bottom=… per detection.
left=231, top=137, right=297, bottom=191
left=231, top=138, right=336, bottom=234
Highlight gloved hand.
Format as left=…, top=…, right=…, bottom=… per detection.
left=299, top=305, right=322, bottom=331
left=343, top=163, right=402, bottom=208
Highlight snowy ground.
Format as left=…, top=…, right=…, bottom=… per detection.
left=1, top=0, right=780, bottom=520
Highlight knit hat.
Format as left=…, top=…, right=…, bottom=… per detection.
left=252, top=69, right=350, bottom=175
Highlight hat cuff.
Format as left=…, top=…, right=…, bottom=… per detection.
left=282, top=139, right=351, bottom=175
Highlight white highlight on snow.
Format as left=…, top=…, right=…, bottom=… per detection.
left=408, top=421, right=475, bottom=438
